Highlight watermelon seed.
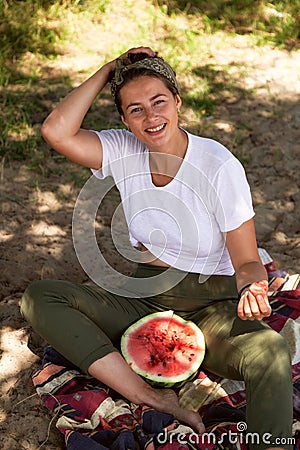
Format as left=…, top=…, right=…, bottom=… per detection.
left=158, top=374, right=162, bottom=376
left=162, top=362, right=167, bottom=367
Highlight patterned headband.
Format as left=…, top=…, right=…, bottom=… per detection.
left=110, top=56, right=179, bottom=100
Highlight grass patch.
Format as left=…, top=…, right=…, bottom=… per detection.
left=0, top=72, right=73, bottom=162
left=1, top=0, right=299, bottom=166
left=0, top=0, right=108, bottom=86
left=155, top=0, right=300, bottom=49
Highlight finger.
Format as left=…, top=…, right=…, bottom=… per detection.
left=247, top=291, right=264, bottom=320
left=256, top=294, right=272, bottom=317
left=248, top=281, right=271, bottom=318
left=238, top=295, right=254, bottom=320
left=237, top=297, right=247, bottom=320
left=243, top=294, right=256, bottom=320
left=238, top=280, right=271, bottom=321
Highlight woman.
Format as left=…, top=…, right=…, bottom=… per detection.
left=21, top=46, right=292, bottom=449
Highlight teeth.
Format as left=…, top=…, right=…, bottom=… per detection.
left=147, top=124, right=165, bottom=132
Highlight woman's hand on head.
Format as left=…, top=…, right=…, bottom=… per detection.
left=237, top=280, right=272, bottom=321
left=107, top=46, right=157, bottom=69
left=105, top=46, right=157, bottom=81
left=119, top=46, right=157, bottom=59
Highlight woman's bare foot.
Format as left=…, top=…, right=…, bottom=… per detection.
left=150, top=388, right=205, bottom=434
left=89, top=353, right=205, bottom=433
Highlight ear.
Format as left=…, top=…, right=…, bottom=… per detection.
left=121, top=114, right=128, bottom=128
left=175, top=94, right=182, bottom=111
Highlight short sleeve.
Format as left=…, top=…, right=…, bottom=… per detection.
left=90, top=129, right=139, bottom=180
left=213, top=158, right=255, bottom=232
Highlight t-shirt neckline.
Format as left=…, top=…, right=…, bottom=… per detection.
left=146, top=129, right=190, bottom=189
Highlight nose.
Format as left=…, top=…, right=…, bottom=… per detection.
left=145, top=106, right=158, bottom=119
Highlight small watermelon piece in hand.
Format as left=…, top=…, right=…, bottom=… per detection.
left=121, top=310, right=205, bottom=388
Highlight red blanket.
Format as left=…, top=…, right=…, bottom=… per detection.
left=32, top=273, right=300, bottom=449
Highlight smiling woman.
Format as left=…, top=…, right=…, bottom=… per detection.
left=111, top=52, right=186, bottom=162
left=21, top=46, right=292, bottom=450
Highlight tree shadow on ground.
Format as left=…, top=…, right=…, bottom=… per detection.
left=182, top=63, right=299, bottom=273
left=1, top=55, right=299, bottom=302
left=0, top=49, right=299, bottom=449
left=180, top=63, right=250, bottom=118
left=155, top=0, right=300, bottom=50
left=0, top=68, right=71, bottom=161
left=0, top=294, right=65, bottom=449
left=158, top=0, right=262, bottom=17
left=1, top=0, right=65, bottom=61
left=0, top=63, right=132, bottom=448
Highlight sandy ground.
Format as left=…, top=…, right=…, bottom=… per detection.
left=0, top=35, right=299, bottom=449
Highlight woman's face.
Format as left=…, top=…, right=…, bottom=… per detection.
left=119, top=76, right=182, bottom=152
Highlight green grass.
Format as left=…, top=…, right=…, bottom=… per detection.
left=0, top=0, right=299, bottom=166
left=155, top=0, right=300, bottom=49
left=0, top=0, right=108, bottom=86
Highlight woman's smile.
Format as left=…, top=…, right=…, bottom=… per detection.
left=145, top=122, right=166, bottom=134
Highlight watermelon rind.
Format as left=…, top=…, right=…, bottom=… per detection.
left=121, top=310, right=205, bottom=388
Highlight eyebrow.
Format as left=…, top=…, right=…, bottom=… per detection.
left=125, top=93, right=168, bottom=111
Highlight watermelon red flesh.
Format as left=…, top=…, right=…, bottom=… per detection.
left=127, top=317, right=199, bottom=376
left=122, top=313, right=205, bottom=386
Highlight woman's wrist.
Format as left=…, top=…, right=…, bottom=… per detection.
left=238, top=283, right=252, bottom=299
left=238, top=280, right=268, bottom=300
left=101, top=60, right=116, bottom=81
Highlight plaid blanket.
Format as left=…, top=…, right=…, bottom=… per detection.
left=32, top=270, right=300, bottom=449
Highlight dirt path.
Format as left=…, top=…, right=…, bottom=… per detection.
left=0, top=33, right=299, bottom=449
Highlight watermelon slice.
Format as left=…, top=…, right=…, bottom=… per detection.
left=121, top=310, right=205, bottom=388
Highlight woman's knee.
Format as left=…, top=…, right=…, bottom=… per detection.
left=22, top=279, right=49, bottom=300
left=21, top=279, right=69, bottom=323
left=258, top=329, right=290, bottom=362
left=243, top=328, right=291, bottom=381
left=22, top=280, right=47, bottom=316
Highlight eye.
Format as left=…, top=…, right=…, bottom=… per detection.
left=154, top=99, right=165, bottom=105
left=130, top=107, right=142, bottom=114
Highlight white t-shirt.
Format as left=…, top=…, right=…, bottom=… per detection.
left=91, top=129, right=254, bottom=275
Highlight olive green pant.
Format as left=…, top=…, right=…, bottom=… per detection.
left=21, top=264, right=293, bottom=449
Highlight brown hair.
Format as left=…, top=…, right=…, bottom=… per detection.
left=112, top=53, right=179, bottom=116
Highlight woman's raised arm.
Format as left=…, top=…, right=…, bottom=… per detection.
left=41, top=46, right=157, bottom=169
left=41, top=62, right=115, bottom=169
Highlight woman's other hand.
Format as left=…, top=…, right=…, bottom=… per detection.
left=225, top=219, right=272, bottom=321
left=237, top=280, right=272, bottom=321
